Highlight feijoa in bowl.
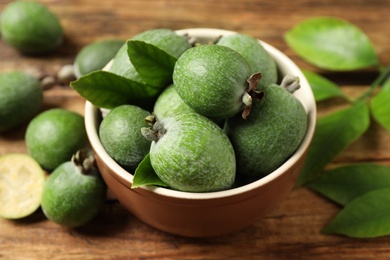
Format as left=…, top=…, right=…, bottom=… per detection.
left=84, top=28, right=316, bottom=237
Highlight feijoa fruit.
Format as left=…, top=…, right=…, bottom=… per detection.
left=142, top=113, right=236, bottom=192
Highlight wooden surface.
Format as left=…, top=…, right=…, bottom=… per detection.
left=1, top=0, right=390, bottom=259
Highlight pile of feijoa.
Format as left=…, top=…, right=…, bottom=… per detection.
left=72, top=28, right=308, bottom=193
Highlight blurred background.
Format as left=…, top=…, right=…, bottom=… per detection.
left=1, top=0, right=389, bottom=74
left=1, top=0, right=390, bottom=259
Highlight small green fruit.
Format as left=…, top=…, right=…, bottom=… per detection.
left=74, top=39, right=125, bottom=77
left=153, top=84, right=194, bottom=120
left=142, top=113, right=236, bottom=192
left=25, top=109, right=88, bottom=171
left=0, top=71, right=43, bottom=133
left=173, top=45, right=261, bottom=119
left=224, top=76, right=307, bottom=179
left=217, top=33, right=278, bottom=89
left=99, top=105, right=152, bottom=171
left=41, top=150, right=106, bottom=228
left=0, top=1, right=63, bottom=54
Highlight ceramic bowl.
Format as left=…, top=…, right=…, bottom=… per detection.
left=84, top=28, right=316, bottom=237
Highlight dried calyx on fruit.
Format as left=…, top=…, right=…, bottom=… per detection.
left=241, top=73, right=264, bottom=119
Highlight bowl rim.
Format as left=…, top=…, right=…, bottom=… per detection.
left=85, top=28, right=317, bottom=200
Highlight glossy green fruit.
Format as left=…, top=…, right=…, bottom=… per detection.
left=153, top=84, right=194, bottom=120
left=25, top=109, right=88, bottom=171
left=41, top=151, right=106, bottom=228
left=0, top=1, right=63, bottom=54
left=99, top=105, right=152, bottom=171
left=0, top=72, right=43, bottom=133
left=142, top=112, right=236, bottom=192
left=217, top=33, right=278, bottom=89
left=74, top=39, right=125, bottom=77
left=224, top=78, right=307, bottom=179
left=173, top=45, right=259, bottom=119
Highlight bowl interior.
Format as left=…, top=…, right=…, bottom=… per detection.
left=85, top=28, right=317, bottom=200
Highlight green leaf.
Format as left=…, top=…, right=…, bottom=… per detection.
left=370, top=77, right=390, bottom=132
left=296, top=102, right=370, bottom=186
left=70, top=70, right=160, bottom=109
left=127, top=40, right=177, bottom=88
left=322, top=188, right=390, bottom=238
left=132, top=153, right=168, bottom=188
left=307, top=163, right=390, bottom=206
left=285, top=17, right=379, bottom=70
left=303, top=70, right=348, bottom=102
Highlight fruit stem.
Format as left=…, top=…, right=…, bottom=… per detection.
left=281, top=74, right=300, bottom=93
left=72, top=149, right=96, bottom=174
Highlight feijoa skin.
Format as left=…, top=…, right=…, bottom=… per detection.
left=41, top=151, right=106, bottom=228
left=144, top=112, right=236, bottom=192
left=217, top=33, right=278, bottom=89
left=224, top=82, right=307, bottom=179
left=153, top=84, right=194, bottom=120
left=173, top=45, right=255, bottom=119
left=99, top=105, right=152, bottom=171
left=25, top=109, right=88, bottom=171
left=0, top=1, right=63, bottom=54
left=74, top=39, right=125, bottom=77
left=0, top=72, right=43, bottom=133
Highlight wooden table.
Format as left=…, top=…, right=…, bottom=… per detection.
left=1, top=0, right=390, bottom=259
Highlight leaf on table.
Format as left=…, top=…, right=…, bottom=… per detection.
left=303, top=70, right=347, bottom=102
left=296, top=102, right=370, bottom=186
left=284, top=17, right=379, bottom=71
left=370, top=77, right=390, bottom=132
left=127, top=40, right=177, bottom=88
left=322, top=187, right=390, bottom=238
left=70, top=70, right=160, bottom=109
left=307, top=163, right=390, bottom=206
left=132, top=153, right=168, bottom=188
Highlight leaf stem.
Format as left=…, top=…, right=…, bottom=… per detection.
left=355, top=65, right=390, bottom=103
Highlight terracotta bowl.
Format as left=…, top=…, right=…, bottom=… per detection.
left=84, top=28, right=317, bottom=237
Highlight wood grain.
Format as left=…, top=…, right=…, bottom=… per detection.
left=1, top=0, right=390, bottom=259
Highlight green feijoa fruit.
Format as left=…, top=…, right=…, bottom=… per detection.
left=0, top=1, right=63, bottom=54
left=74, top=39, right=125, bottom=77
left=0, top=72, right=43, bottom=133
left=99, top=105, right=152, bottom=172
left=131, top=28, right=191, bottom=59
left=173, top=45, right=261, bottom=120
left=217, top=33, right=278, bottom=89
left=25, top=109, right=88, bottom=171
left=142, top=112, right=236, bottom=192
left=224, top=76, right=307, bottom=179
left=41, top=150, right=106, bottom=228
left=153, top=84, right=194, bottom=120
